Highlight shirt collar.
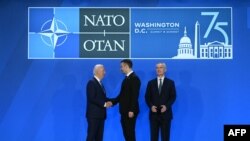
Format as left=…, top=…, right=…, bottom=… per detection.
left=126, top=70, right=133, bottom=77
left=157, top=76, right=165, bottom=80
left=94, top=75, right=101, bottom=83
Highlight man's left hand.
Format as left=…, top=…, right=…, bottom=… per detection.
left=161, top=105, right=167, bottom=113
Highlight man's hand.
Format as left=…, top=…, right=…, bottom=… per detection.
left=105, top=101, right=113, bottom=108
left=128, top=111, right=134, bottom=118
left=161, top=105, right=167, bottom=113
left=151, top=105, right=157, bottom=113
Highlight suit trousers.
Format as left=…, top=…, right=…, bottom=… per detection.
left=150, top=115, right=171, bottom=141
left=86, top=118, right=105, bottom=141
left=121, top=116, right=137, bottom=141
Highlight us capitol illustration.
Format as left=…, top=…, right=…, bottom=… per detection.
left=172, top=21, right=232, bottom=59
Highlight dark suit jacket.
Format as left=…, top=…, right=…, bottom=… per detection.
left=145, top=77, right=176, bottom=119
left=86, top=77, right=108, bottom=119
left=112, top=72, right=141, bottom=116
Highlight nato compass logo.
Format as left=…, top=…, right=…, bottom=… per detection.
left=28, top=7, right=129, bottom=59
left=39, top=17, right=69, bottom=56
left=28, top=8, right=79, bottom=59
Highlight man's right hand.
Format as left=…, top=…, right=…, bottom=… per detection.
left=105, top=101, right=113, bottom=108
left=151, top=105, right=157, bottom=113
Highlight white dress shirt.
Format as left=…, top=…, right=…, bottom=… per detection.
left=157, top=76, right=165, bottom=88
left=126, top=70, right=133, bottom=77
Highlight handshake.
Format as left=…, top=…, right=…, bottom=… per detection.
left=105, top=101, right=113, bottom=108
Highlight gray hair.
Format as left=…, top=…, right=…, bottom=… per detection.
left=156, top=62, right=167, bottom=71
left=93, top=64, right=104, bottom=75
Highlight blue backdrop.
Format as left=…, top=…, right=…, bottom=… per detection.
left=1, top=0, right=250, bottom=141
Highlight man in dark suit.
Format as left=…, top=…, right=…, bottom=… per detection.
left=111, top=59, right=141, bottom=141
left=145, top=62, right=176, bottom=141
left=86, top=64, right=112, bottom=141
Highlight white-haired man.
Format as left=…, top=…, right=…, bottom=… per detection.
left=145, top=63, right=176, bottom=141
left=86, top=64, right=112, bottom=141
